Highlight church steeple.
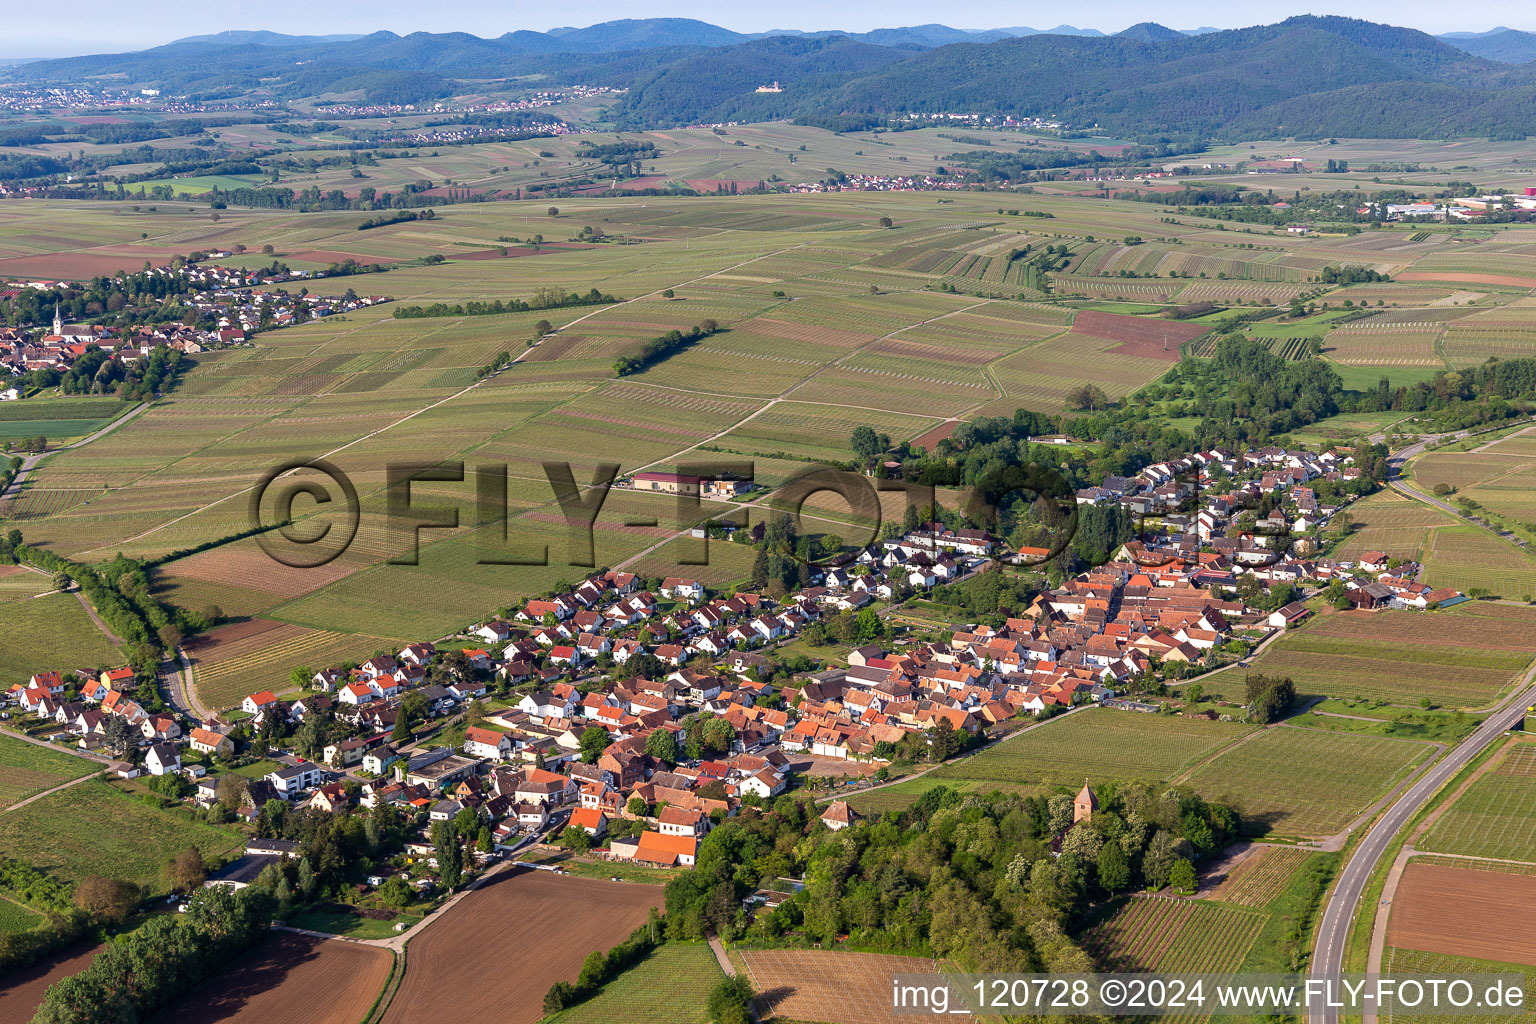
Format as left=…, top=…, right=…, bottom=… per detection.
left=52, top=303, right=62, bottom=336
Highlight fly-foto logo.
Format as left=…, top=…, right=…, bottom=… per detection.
left=246, top=459, right=1084, bottom=570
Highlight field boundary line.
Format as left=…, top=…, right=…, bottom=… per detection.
left=0, top=766, right=104, bottom=816
left=1167, top=724, right=1268, bottom=785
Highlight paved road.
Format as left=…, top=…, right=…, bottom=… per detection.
left=161, top=649, right=211, bottom=722
left=1308, top=676, right=1536, bottom=1024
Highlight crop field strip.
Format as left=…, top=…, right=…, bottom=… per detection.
left=1323, top=323, right=1445, bottom=366
left=0, top=593, right=125, bottom=684
left=0, top=567, right=54, bottom=603
left=1333, top=490, right=1453, bottom=562
left=739, top=949, right=973, bottom=1024
left=159, top=934, right=396, bottom=1024
left=1418, top=744, right=1536, bottom=863
left=1386, top=862, right=1536, bottom=967
left=1384, top=947, right=1536, bottom=1024
left=1423, top=526, right=1536, bottom=600
left=11, top=187, right=1536, bottom=643
left=191, top=623, right=397, bottom=708
left=1187, top=726, right=1436, bottom=837
left=1087, top=898, right=1268, bottom=1024
left=380, top=870, right=660, bottom=1024
left=0, top=733, right=98, bottom=811
left=924, top=708, right=1255, bottom=791
left=1211, top=846, right=1315, bottom=907
left=1245, top=605, right=1536, bottom=708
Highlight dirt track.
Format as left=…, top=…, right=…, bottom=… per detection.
left=1387, top=862, right=1536, bottom=966
left=381, top=869, right=660, bottom=1024
left=156, top=933, right=393, bottom=1024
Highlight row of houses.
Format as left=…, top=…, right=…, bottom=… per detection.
left=0, top=282, right=388, bottom=379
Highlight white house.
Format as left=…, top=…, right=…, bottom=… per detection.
left=144, top=742, right=181, bottom=776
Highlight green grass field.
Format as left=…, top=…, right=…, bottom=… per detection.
left=1187, top=726, right=1438, bottom=838
left=1418, top=743, right=1536, bottom=863
left=922, top=708, right=1253, bottom=792
left=285, top=904, right=424, bottom=939
left=0, top=593, right=125, bottom=685
left=0, top=779, right=245, bottom=895
left=0, top=732, right=99, bottom=811
left=544, top=942, right=723, bottom=1024
left=0, top=895, right=43, bottom=934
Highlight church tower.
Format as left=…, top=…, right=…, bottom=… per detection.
left=52, top=303, right=62, bottom=336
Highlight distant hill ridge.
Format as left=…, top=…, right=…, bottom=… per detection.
left=7, top=16, right=1534, bottom=139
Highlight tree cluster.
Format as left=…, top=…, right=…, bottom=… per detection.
left=612, top=320, right=721, bottom=377
left=33, top=886, right=274, bottom=1024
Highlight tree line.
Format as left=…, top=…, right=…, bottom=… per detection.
left=613, top=320, right=720, bottom=377
left=392, top=286, right=618, bottom=320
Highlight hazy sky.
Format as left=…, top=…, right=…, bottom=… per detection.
left=6, top=1, right=1529, bottom=57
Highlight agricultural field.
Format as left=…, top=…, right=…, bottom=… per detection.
left=739, top=949, right=973, bottom=1024
left=1383, top=947, right=1536, bottom=1024
left=1085, top=897, right=1266, bottom=973
left=0, top=897, right=42, bottom=935
left=1386, top=862, right=1536, bottom=967
left=1186, top=726, right=1437, bottom=838
left=1242, top=605, right=1536, bottom=708
left=1418, top=742, right=1536, bottom=862
left=0, top=593, right=125, bottom=685
left=543, top=942, right=722, bottom=1024
left=1422, top=526, right=1536, bottom=600
left=0, top=565, right=58, bottom=602
left=183, top=618, right=397, bottom=710
left=1209, top=846, right=1315, bottom=907
left=1332, top=489, right=1451, bottom=562
left=380, top=868, right=660, bottom=1024
left=1410, top=453, right=1530, bottom=495
left=0, top=780, right=245, bottom=895
left=918, top=707, right=1253, bottom=794
left=1, top=183, right=1535, bottom=652
left=0, top=395, right=125, bottom=445
left=0, top=733, right=98, bottom=811
left=1322, top=323, right=1443, bottom=367
left=159, top=934, right=395, bottom=1024
left=0, top=943, right=103, bottom=1024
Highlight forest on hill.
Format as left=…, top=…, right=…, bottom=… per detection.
left=9, top=16, right=1536, bottom=139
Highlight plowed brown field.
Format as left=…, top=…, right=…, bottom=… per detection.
left=1070, top=311, right=1209, bottom=359
left=0, top=943, right=101, bottom=1024
left=159, top=933, right=392, bottom=1024
left=381, top=868, right=661, bottom=1024
left=740, top=949, right=975, bottom=1024
left=1387, top=863, right=1536, bottom=966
